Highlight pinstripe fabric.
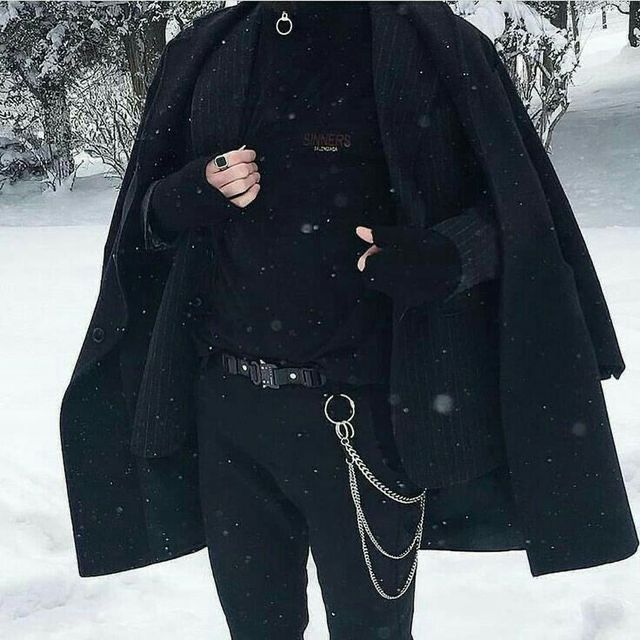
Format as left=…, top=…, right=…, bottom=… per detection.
left=433, top=208, right=499, bottom=298
left=127, top=17, right=254, bottom=458
left=139, top=15, right=256, bottom=252
left=368, top=12, right=505, bottom=487
left=130, top=6, right=256, bottom=458
left=391, top=277, right=505, bottom=488
left=370, top=4, right=440, bottom=228
left=141, top=179, right=174, bottom=251
left=190, top=18, right=255, bottom=158
left=412, top=76, right=500, bottom=301
left=130, top=228, right=213, bottom=456
left=368, top=12, right=504, bottom=485
left=130, top=233, right=193, bottom=455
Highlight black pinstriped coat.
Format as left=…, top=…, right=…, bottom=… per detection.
left=60, top=1, right=637, bottom=579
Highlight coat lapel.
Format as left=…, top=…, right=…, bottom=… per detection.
left=368, top=1, right=440, bottom=227
left=194, top=2, right=264, bottom=155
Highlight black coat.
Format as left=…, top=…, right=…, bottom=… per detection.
left=60, top=1, right=638, bottom=579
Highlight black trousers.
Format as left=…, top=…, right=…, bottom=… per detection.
left=194, top=351, right=424, bottom=640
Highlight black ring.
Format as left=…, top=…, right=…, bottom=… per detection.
left=214, top=153, right=229, bottom=170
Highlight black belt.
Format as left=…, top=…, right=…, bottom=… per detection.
left=219, top=351, right=327, bottom=389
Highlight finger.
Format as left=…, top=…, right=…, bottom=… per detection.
left=211, top=163, right=259, bottom=193
left=209, top=147, right=258, bottom=173
left=219, top=171, right=261, bottom=200
left=357, top=244, right=381, bottom=271
left=229, top=182, right=261, bottom=208
left=207, top=158, right=259, bottom=188
left=209, top=161, right=258, bottom=189
left=355, top=226, right=374, bottom=244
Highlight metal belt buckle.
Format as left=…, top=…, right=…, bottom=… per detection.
left=254, top=358, right=279, bottom=389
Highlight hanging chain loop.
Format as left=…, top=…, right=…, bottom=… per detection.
left=323, top=393, right=427, bottom=600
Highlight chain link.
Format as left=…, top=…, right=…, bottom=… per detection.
left=323, top=393, right=427, bottom=600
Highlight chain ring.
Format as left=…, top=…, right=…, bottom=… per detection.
left=322, top=391, right=427, bottom=599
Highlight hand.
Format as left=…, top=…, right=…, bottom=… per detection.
left=205, top=144, right=261, bottom=208
left=354, top=223, right=462, bottom=308
left=148, top=145, right=262, bottom=239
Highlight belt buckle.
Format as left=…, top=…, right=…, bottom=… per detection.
left=255, top=358, right=279, bottom=389
left=301, top=367, right=325, bottom=388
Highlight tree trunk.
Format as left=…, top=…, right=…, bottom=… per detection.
left=121, top=4, right=168, bottom=116
left=542, top=1, right=568, bottom=89
left=569, top=0, right=580, bottom=57
left=630, top=1, right=640, bottom=47
left=546, top=2, right=568, bottom=33
left=539, top=2, right=569, bottom=150
left=40, top=78, right=74, bottom=188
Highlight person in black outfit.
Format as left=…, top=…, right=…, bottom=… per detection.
left=145, top=2, right=477, bottom=638
left=57, top=0, right=639, bottom=630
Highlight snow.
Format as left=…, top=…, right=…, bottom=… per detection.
left=460, top=0, right=565, bottom=45
left=1, top=9, right=639, bottom=640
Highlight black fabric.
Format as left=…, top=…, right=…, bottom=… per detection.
left=145, top=0, right=504, bottom=488
left=405, top=67, right=503, bottom=302
left=189, top=1, right=398, bottom=386
left=429, top=205, right=501, bottom=297
left=362, top=225, right=463, bottom=311
left=147, top=154, right=236, bottom=242
left=58, top=2, right=637, bottom=581
left=195, top=352, right=418, bottom=638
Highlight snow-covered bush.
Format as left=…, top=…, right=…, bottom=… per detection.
left=0, top=134, right=45, bottom=189
left=69, top=65, right=137, bottom=179
left=0, top=1, right=223, bottom=188
left=452, top=0, right=583, bottom=149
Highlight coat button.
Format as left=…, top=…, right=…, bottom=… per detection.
left=91, top=326, right=105, bottom=343
left=190, top=296, right=203, bottom=308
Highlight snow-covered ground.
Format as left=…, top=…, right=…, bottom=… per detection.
left=1, top=9, right=639, bottom=640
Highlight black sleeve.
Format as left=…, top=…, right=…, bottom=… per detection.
left=143, top=154, right=238, bottom=248
left=360, top=224, right=462, bottom=308
left=361, top=201, right=500, bottom=308
left=429, top=200, right=500, bottom=299
left=142, top=178, right=176, bottom=251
